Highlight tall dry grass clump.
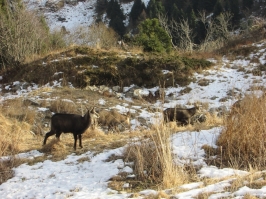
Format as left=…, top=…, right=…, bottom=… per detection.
left=0, top=98, right=37, bottom=156
left=124, top=125, right=189, bottom=189
left=49, top=99, right=78, bottom=114
left=216, top=94, right=266, bottom=169
left=0, top=112, right=31, bottom=156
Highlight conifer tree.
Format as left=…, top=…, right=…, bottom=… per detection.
left=198, top=0, right=217, bottom=12
left=230, top=0, right=241, bottom=26
left=136, top=18, right=172, bottom=52
left=109, top=16, right=126, bottom=37
left=146, top=0, right=165, bottom=19
left=242, top=0, right=253, bottom=10
left=107, top=0, right=126, bottom=36
left=130, top=0, right=145, bottom=25
left=213, top=0, right=224, bottom=17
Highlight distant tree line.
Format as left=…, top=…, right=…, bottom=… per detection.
left=95, top=0, right=256, bottom=52
left=0, top=0, right=259, bottom=69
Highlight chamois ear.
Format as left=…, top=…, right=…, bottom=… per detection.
left=90, top=107, right=97, bottom=112
left=90, top=107, right=99, bottom=117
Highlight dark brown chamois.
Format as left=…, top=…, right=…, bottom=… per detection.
left=43, top=107, right=99, bottom=150
left=163, top=105, right=199, bottom=125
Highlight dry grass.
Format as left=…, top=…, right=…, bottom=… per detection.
left=217, top=94, right=266, bottom=169
left=1, top=98, right=36, bottom=124
left=0, top=158, right=25, bottom=184
left=0, top=111, right=32, bottom=156
left=49, top=98, right=78, bottom=114
left=124, top=124, right=191, bottom=190
left=41, top=139, right=69, bottom=159
left=0, top=103, right=39, bottom=184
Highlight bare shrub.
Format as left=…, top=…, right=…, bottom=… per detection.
left=0, top=2, right=64, bottom=68
left=217, top=94, right=266, bottom=169
left=124, top=125, right=189, bottom=188
left=198, top=12, right=232, bottom=52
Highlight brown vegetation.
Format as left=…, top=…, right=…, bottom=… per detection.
left=98, top=109, right=131, bottom=132
left=123, top=125, right=192, bottom=190
left=217, top=94, right=266, bottom=169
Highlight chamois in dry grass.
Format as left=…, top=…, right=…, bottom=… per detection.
left=163, top=105, right=199, bottom=125
left=43, top=107, right=99, bottom=150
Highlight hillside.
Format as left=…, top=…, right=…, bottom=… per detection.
left=22, top=0, right=266, bottom=35
left=1, top=31, right=266, bottom=198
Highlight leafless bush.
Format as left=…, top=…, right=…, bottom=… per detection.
left=198, top=11, right=232, bottom=52
left=0, top=2, right=52, bottom=68
left=158, top=11, right=233, bottom=53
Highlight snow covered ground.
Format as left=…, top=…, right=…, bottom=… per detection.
left=22, top=0, right=149, bottom=32
left=3, top=0, right=266, bottom=195
left=1, top=40, right=266, bottom=198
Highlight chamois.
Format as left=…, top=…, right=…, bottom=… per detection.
left=163, top=105, right=199, bottom=125
left=43, top=107, right=99, bottom=150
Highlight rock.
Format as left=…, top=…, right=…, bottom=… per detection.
left=65, top=0, right=78, bottom=5
left=86, top=85, right=98, bottom=91
left=112, top=86, right=120, bottom=92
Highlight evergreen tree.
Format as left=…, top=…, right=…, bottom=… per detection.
left=109, top=16, right=126, bottom=37
left=106, top=0, right=124, bottom=20
left=170, top=4, right=181, bottom=21
left=198, top=0, right=217, bottom=13
left=164, top=0, right=172, bottom=17
left=191, top=0, right=199, bottom=12
left=129, top=0, right=145, bottom=25
left=135, top=18, right=172, bottom=52
left=106, top=0, right=126, bottom=36
left=230, top=0, right=241, bottom=26
left=213, top=0, right=224, bottom=17
left=96, top=0, right=108, bottom=15
left=187, top=5, right=195, bottom=25
left=146, top=0, right=165, bottom=19
left=194, top=20, right=207, bottom=44
left=175, top=0, right=186, bottom=10
left=224, top=0, right=231, bottom=11
left=242, top=0, right=253, bottom=10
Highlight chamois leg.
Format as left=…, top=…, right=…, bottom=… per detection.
left=55, top=132, right=62, bottom=140
left=73, top=134, right=78, bottom=150
left=43, top=131, right=57, bottom=145
left=78, top=134, right=83, bottom=148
